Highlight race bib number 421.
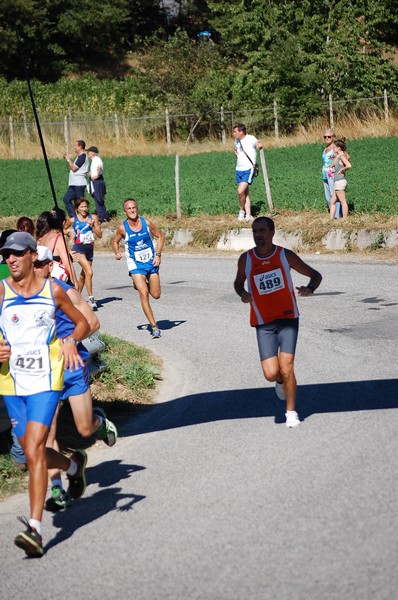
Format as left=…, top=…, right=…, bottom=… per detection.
left=10, top=347, right=49, bottom=375
left=253, top=268, right=285, bottom=295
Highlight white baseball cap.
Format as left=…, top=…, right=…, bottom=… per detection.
left=36, top=245, right=53, bottom=263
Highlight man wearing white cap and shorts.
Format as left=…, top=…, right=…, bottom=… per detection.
left=33, top=245, right=117, bottom=511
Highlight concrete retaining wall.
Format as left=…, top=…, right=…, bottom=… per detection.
left=215, top=228, right=398, bottom=252
left=30, top=226, right=398, bottom=254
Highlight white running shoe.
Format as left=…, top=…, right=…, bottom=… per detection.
left=244, top=214, right=253, bottom=222
left=88, top=296, right=98, bottom=311
left=285, top=411, right=300, bottom=428
left=238, top=210, right=245, bottom=221
left=275, top=381, right=286, bottom=400
left=151, top=326, right=161, bottom=339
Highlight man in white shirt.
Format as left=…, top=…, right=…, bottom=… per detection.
left=87, top=146, right=108, bottom=223
left=233, top=124, right=263, bottom=222
left=63, top=140, right=88, bottom=217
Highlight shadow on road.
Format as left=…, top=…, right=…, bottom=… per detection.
left=137, top=319, right=186, bottom=332
left=117, top=379, right=398, bottom=436
left=96, top=296, right=123, bottom=307
left=44, top=460, right=146, bottom=553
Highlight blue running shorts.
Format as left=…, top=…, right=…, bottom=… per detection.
left=236, top=168, right=255, bottom=185
left=61, top=362, right=90, bottom=400
left=129, top=264, right=159, bottom=277
left=4, top=391, right=61, bottom=438
left=256, top=318, right=299, bottom=361
left=72, top=243, right=94, bottom=262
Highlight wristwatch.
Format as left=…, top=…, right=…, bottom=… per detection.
left=63, top=337, right=78, bottom=345
left=156, top=253, right=161, bottom=257
left=307, top=284, right=315, bottom=293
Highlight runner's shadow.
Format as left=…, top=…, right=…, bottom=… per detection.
left=96, top=296, right=123, bottom=307
left=87, top=460, right=145, bottom=487
left=117, top=379, right=398, bottom=436
left=44, top=461, right=146, bottom=553
left=137, top=319, right=186, bottom=331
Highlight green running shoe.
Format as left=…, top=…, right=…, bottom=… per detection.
left=44, top=485, right=72, bottom=512
left=94, top=407, right=118, bottom=447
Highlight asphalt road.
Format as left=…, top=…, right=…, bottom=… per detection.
left=1, top=253, right=398, bottom=600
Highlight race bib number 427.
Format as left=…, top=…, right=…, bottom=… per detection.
left=253, top=268, right=285, bottom=295
left=134, top=247, right=153, bottom=263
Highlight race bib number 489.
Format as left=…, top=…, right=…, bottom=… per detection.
left=254, top=268, right=285, bottom=295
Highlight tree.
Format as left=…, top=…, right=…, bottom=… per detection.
left=0, top=0, right=167, bottom=81
left=138, top=29, right=232, bottom=110
left=207, top=0, right=398, bottom=128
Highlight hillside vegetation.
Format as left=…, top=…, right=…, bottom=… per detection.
left=1, top=1, right=398, bottom=138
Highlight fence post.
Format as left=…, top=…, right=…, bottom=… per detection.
left=114, top=113, right=120, bottom=142
left=175, top=154, right=181, bottom=219
left=122, top=114, right=128, bottom=138
left=273, top=100, right=279, bottom=144
left=220, top=106, right=226, bottom=144
left=64, top=115, right=69, bottom=153
left=22, top=107, right=29, bottom=139
left=68, top=107, right=72, bottom=141
left=9, top=116, right=15, bottom=158
left=384, top=89, right=389, bottom=122
left=259, top=148, right=274, bottom=213
left=329, top=94, right=334, bottom=129
left=165, top=109, right=171, bottom=146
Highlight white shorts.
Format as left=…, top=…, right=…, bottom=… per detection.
left=334, top=179, right=347, bottom=191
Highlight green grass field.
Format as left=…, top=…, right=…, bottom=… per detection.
left=0, top=137, right=397, bottom=218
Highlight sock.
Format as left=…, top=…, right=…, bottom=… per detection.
left=66, top=457, right=77, bottom=476
left=29, top=519, right=42, bottom=535
left=52, top=478, right=63, bottom=490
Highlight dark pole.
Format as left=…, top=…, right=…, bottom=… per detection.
left=15, top=26, right=76, bottom=285
left=15, top=29, right=60, bottom=212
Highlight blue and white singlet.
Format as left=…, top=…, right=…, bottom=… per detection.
left=123, top=217, right=156, bottom=272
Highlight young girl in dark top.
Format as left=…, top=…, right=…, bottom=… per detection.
left=330, top=139, right=352, bottom=220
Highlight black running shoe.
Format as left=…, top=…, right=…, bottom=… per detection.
left=94, top=407, right=118, bottom=447
left=44, top=485, right=72, bottom=512
left=14, top=516, right=43, bottom=558
left=66, top=450, right=87, bottom=499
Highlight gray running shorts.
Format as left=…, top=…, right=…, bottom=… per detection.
left=255, top=318, right=299, bottom=361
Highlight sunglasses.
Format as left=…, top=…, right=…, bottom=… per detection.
left=1, top=248, right=31, bottom=259
left=323, top=135, right=332, bottom=139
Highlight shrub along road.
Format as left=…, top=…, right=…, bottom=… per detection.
left=0, top=253, right=397, bottom=599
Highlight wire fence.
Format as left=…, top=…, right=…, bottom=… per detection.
left=1, top=91, right=398, bottom=157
